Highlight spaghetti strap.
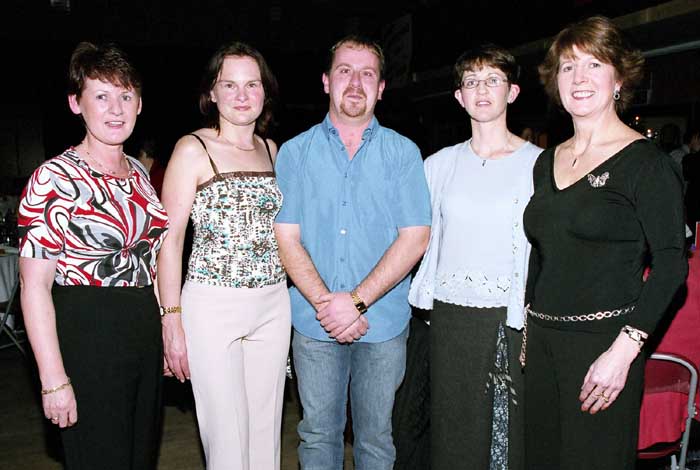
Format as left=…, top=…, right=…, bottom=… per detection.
left=262, top=138, right=274, bottom=172
left=188, top=133, right=220, bottom=176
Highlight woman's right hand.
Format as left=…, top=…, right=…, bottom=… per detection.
left=162, top=315, right=190, bottom=382
left=42, top=379, right=77, bottom=428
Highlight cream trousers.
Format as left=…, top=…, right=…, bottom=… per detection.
left=182, top=281, right=291, bottom=470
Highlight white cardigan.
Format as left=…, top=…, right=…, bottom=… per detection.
left=408, top=140, right=541, bottom=330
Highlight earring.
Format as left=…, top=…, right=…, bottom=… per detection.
left=613, top=89, right=621, bottom=101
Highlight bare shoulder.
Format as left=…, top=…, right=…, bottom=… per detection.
left=167, top=131, right=215, bottom=183
left=171, top=131, right=210, bottom=162
left=264, top=137, right=279, bottom=162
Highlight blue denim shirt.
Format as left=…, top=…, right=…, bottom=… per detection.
left=275, top=114, right=431, bottom=342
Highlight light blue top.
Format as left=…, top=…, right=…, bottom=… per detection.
left=275, top=114, right=431, bottom=342
left=408, top=139, right=542, bottom=329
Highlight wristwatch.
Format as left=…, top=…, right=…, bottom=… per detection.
left=350, top=290, right=368, bottom=314
left=621, top=325, right=647, bottom=349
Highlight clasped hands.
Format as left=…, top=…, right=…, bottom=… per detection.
left=316, top=292, right=369, bottom=343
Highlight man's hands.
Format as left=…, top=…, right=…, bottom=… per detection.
left=316, top=292, right=369, bottom=343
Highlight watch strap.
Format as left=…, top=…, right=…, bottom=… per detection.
left=350, top=290, right=368, bottom=314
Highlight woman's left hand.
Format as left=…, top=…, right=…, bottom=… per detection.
left=579, top=331, right=641, bottom=414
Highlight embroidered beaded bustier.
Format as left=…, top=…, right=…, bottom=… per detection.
left=185, top=135, right=286, bottom=288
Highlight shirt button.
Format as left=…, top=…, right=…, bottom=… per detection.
left=340, top=284, right=346, bottom=288
left=340, top=229, right=347, bottom=235
left=514, top=198, right=519, bottom=204
left=514, top=272, right=519, bottom=278
left=514, top=222, right=519, bottom=228
left=340, top=258, right=345, bottom=262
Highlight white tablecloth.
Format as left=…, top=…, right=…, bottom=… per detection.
left=0, top=249, right=19, bottom=303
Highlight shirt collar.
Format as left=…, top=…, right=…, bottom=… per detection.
left=322, top=113, right=380, bottom=143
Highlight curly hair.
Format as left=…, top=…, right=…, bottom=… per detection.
left=538, top=16, right=645, bottom=114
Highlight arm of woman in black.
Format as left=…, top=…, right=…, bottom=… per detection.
left=580, top=150, right=688, bottom=414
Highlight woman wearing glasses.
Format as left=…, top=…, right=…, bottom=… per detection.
left=157, top=41, right=290, bottom=469
left=409, top=44, right=541, bottom=469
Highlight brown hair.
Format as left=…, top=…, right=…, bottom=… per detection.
left=453, top=43, right=520, bottom=90
left=198, top=41, right=278, bottom=136
left=67, top=42, right=142, bottom=99
left=326, top=34, right=386, bottom=80
left=538, top=15, right=644, bottom=114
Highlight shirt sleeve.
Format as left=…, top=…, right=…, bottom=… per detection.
left=274, top=141, right=302, bottom=225
left=17, top=163, right=75, bottom=259
left=394, top=142, right=432, bottom=228
left=630, top=152, right=688, bottom=334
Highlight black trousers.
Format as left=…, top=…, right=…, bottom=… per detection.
left=393, top=315, right=431, bottom=470
left=431, top=302, right=524, bottom=470
left=53, top=285, right=163, bottom=470
left=524, top=319, right=644, bottom=470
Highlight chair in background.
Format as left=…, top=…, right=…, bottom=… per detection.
left=0, top=274, right=26, bottom=356
left=638, top=352, right=699, bottom=470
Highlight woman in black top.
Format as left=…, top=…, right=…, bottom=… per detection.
left=523, top=16, right=687, bottom=470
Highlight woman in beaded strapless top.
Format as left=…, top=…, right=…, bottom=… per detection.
left=157, top=42, right=291, bottom=470
left=187, top=141, right=286, bottom=288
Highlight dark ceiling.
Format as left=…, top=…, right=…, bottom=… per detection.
left=4, top=0, right=699, bottom=156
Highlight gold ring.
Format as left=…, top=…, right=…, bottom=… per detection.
left=601, top=391, right=610, bottom=399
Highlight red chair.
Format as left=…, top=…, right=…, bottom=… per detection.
left=638, top=352, right=698, bottom=470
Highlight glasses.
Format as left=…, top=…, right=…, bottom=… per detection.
left=461, top=76, right=508, bottom=89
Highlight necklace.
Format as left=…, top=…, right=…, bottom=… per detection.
left=82, top=145, right=129, bottom=176
left=468, top=136, right=513, bottom=167
left=231, top=142, right=256, bottom=152
left=223, top=135, right=256, bottom=152
left=570, top=150, right=584, bottom=168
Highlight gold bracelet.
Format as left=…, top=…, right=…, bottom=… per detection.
left=41, top=378, right=72, bottom=395
left=160, top=306, right=182, bottom=317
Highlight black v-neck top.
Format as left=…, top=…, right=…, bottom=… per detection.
left=523, top=139, right=688, bottom=333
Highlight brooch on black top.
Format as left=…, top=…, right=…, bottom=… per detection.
left=587, top=171, right=610, bottom=188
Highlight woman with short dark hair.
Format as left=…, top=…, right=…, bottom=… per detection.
left=409, top=43, right=541, bottom=470
left=18, top=41, right=168, bottom=469
left=523, top=16, right=687, bottom=469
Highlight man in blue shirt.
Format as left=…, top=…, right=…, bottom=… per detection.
left=274, top=35, right=431, bottom=469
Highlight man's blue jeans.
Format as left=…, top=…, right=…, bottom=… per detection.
left=292, top=326, right=409, bottom=470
